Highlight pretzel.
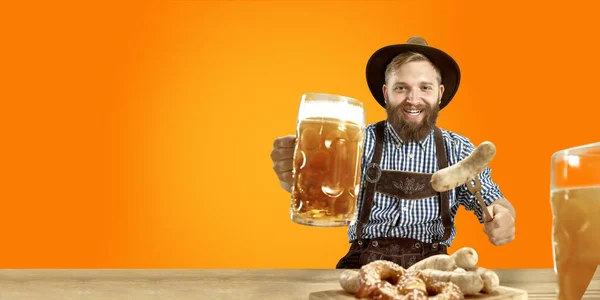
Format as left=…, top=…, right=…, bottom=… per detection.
left=340, top=260, right=465, bottom=300
left=355, top=260, right=405, bottom=299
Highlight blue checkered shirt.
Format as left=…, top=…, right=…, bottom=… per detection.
left=347, top=121, right=504, bottom=246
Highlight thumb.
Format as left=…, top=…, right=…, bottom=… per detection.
left=484, top=205, right=495, bottom=223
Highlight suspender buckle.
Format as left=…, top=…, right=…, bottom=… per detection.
left=365, top=163, right=382, bottom=183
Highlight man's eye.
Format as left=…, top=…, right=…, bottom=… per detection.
left=395, top=86, right=405, bottom=91
left=422, top=86, right=432, bottom=90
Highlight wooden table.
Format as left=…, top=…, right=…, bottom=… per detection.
left=0, top=268, right=598, bottom=299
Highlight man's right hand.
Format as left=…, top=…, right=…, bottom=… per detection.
left=270, top=135, right=296, bottom=193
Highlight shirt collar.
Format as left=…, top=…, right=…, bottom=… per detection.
left=385, top=121, right=434, bottom=151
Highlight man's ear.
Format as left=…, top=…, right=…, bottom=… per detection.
left=438, top=84, right=445, bottom=105
left=382, top=84, right=388, bottom=105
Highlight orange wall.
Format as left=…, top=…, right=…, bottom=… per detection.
left=1, top=0, right=599, bottom=269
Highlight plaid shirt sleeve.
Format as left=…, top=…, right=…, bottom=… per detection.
left=455, top=138, right=504, bottom=224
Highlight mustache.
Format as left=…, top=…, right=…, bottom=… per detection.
left=392, top=102, right=429, bottom=113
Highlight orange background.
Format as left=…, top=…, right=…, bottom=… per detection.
left=1, top=0, right=599, bottom=269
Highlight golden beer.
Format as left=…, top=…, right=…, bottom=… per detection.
left=551, top=143, right=600, bottom=300
left=552, top=187, right=600, bottom=300
left=290, top=93, right=365, bottom=227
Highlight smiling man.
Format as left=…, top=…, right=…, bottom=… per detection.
left=270, top=36, right=516, bottom=269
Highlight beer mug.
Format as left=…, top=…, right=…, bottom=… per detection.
left=551, top=142, right=600, bottom=300
left=290, top=93, right=366, bottom=227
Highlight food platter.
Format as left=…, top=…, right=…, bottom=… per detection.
left=309, top=247, right=529, bottom=300
left=309, top=285, right=528, bottom=299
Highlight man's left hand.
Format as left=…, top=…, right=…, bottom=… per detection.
left=483, top=204, right=515, bottom=246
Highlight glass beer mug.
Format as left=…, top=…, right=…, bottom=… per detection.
left=290, top=93, right=366, bottom=227
left=551, top=142, right=600, bottom=300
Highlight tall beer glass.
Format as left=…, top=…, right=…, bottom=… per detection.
left=290, top=93, right=366, bottom=227
left=551, top=142, right=600, bottom=300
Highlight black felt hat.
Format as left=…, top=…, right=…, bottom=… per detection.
left=366, top=36, right=461, bottom=110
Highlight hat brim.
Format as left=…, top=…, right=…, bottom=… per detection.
left=366, top=44, right=461, bottom=110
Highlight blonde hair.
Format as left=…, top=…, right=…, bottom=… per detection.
left=384, top=52, right=442, bottom=85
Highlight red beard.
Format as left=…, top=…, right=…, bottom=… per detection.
left=386, top=101, right=440, bottom=142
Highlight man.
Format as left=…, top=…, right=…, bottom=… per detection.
left=270, top=36, right=516, bottom=269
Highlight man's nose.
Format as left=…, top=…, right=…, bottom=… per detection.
left=406, top=90, right=418, bottom=103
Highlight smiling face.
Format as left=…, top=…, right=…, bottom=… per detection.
left=383, top=53, right=444, bottom=142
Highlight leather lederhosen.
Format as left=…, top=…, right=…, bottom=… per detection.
left=336, top=120, right=452, bottom=269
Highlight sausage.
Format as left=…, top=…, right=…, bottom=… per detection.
left=466, top=266, right=500, bottom=293
left=451, top=247, right=479, bottom=269
left=430, top=141, right=496, bottom=192
left=420, top=269, right=484, bottom=295
left=407, top=254, right=457, bottom=271
left=339, top=269, right=361, bottom=294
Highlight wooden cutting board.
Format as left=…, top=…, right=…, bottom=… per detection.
left=309, top=286, right=528, bottom=300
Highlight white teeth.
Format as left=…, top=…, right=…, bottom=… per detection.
left=405, top=110, right=422, bottom=115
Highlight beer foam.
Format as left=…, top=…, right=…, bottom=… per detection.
left=298, top=100, right=365, bottom=126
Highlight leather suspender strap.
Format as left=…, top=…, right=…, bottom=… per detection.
left=355, top=121, right=386, bottom=245
left=433, top=126, right=452, bottom=242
